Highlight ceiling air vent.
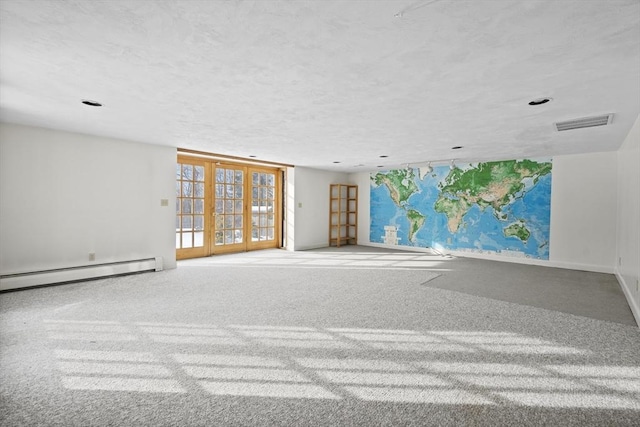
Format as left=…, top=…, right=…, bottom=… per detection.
left=554, top=114, right=613, bottom=131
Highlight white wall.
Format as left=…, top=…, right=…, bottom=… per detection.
left=549, top=151, right=618, bottom=272
left=285, top=167, right=296, bottom=251
left=351, top=172, right=371, bottom=244
left=0, top=123, right=177, bottom=275
left=616, top=114, right=640, bottom=324
left=290, top=167, right=349, bottom=250
left=350, top=152, right=619, bottom=273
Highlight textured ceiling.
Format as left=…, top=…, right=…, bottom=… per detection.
left=1, top=0, right=639, bottom=171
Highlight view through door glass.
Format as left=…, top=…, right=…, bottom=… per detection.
left=212, top=165, right=246, bottom=254
left=176, top=156, right=282, bottom=259
left=248, top=168, right=279, bottom=250
left=176, top=159, right=207, bottom=259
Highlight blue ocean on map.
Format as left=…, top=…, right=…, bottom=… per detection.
left=370, top=160, right=552, bottom=259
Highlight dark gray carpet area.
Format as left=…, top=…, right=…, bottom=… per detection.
left=1, top=247, right=639, bottom=426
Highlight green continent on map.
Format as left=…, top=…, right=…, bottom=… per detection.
left=372, top=169, right=419, bottom=207
left=434, top=160, right=551, bottom=233
left=433, top=196, right=470, bottom=233
left=504, top=221, right=531, bottom=243
left=406, top=209, right=426, bottom=242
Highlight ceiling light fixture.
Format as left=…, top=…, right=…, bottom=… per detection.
left=333, top=161, right=341, bottom=164
left=379, top=155, right=388, bottom=158
left=81, top=99, right=102, bottom=107
left=451, top=146, right=463, bottom=150
left=528, top=97, right=552, bottom=106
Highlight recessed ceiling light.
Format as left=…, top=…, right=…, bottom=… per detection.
left=333, top=161, right=341, bottom=164
left=249, top=155, right=256, bottom=158
left=451, top=146, right=463, bottom=150
left=528, top=97, right=552, bottom=106
left=379, top=155, right=388, bottom=158
left=81, top=99, right=102, bottom=107
left=377, top=165, right=384, bottom=168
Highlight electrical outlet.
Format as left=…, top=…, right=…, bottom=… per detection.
left=89, top=253, right=95, bottom=261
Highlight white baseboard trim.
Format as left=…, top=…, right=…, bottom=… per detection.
left=294, top=243, right=331, bottom=251
left=362, top=242, right=435, bottom=254
left=616, top=271, right=640, bottom=328
left=0, top=257, right=163, bottom=291
left=360, top=242, right=614, bottom=273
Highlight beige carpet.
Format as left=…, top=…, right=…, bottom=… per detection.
left=1, top=247, right=638, bottom=426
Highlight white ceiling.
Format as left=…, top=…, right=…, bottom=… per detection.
left=1, top=0, right=639, bottom=172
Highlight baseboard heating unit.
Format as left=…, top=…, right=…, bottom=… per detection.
left=0, top=257, right=163, bottom=292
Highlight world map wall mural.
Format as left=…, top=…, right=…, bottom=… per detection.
left=370, top=158, right=552, bottom=259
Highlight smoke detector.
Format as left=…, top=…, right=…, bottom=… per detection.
left=554, top=114, right=613, bottom=131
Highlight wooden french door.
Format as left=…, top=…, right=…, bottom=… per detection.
left=247, top=167, right=280, bottom=251
left=212, top=163, right=247, bottom=254
left=176, top=156, right=281, bottom=260
left=176, top=158, right=209, bottom=260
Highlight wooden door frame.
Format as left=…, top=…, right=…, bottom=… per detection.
left=176, top=156, right=211, bottom=260
left=246, top=166, right=283, bottom=251
left=210, top=162, right=248, bottom=255
left=176, top=154, right=284, bottom=259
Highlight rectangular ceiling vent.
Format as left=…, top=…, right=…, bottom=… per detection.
left=554, top=114, right=613, bottom=131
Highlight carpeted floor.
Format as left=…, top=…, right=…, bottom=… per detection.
left=1, top=247, right=639, bottom=426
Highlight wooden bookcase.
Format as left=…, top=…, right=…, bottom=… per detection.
left=329, top=184, right=358, bottom=247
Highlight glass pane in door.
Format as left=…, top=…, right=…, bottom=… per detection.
left=251, top=171, right=276, bottom=242
left=214, top=166, right=244, bottom=246
left=176, top=162, right=205, bottom=249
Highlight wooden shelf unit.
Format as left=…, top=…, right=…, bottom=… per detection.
left=329, top=184, right=358, bottom=247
